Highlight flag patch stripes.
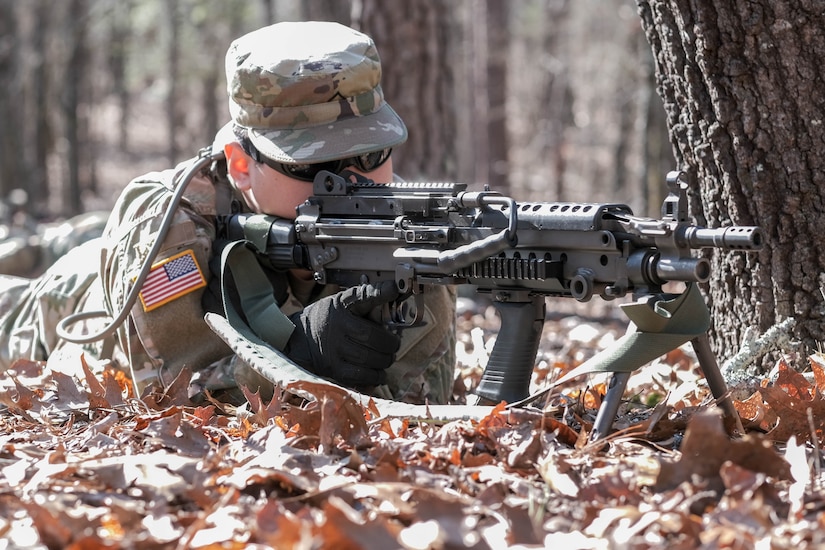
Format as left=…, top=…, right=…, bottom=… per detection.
left=138, top=249, right=207, bottom=312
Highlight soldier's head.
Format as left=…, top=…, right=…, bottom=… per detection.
left=217, top=21, right=406, bottom=218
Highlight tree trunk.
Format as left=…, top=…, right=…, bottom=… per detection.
left=638, top=32, right=674, bottom=217
left=636, top=0, right=825, bottom=362
left=469, top=2, right=490, bottom=188
left=109, top=0, right=132, bottom=152
left=62, top=0, right=87, bottom=216
left=303, top=0, right=352, bottom=23
left=0, top=0, right=20, bottom=201
left=260, top=0, right=274, bottom=24
left=356, top=0, right=459, bottom=181
left=31, top=0, right=52, bottom=214
left=485, top=0, right=510, bottom=193
left=166, top=0, right=182, bottom=164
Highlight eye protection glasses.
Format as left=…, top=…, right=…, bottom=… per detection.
left=241, top=138, right=392, bottom=182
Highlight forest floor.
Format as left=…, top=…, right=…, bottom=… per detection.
left=2, top=293, right=825, bottom=549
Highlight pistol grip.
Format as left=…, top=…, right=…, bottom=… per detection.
left=474, top=295, right=545, bottom=403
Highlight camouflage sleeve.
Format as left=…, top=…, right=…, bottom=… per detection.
left=99, top=164, right=231, bottom=394
left=0, top=239, right=102, bottom=369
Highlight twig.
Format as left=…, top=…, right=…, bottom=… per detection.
left=721, top=317, right=796, bottom=385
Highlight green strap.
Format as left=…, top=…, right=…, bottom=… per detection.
left=552, top=282, right=710, bottom=385
left=204, top=311, right=497, bottom=420
left=220, top=240, right=295, bottom=350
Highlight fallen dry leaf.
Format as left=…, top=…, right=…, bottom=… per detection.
left=655, top=408, right=791, bottom=493
left=3, top=317, right=825, bottom=548
left=744, top=359, right=825, bottom=444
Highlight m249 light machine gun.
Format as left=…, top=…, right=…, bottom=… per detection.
left=224, top=170, right=763, bottom=440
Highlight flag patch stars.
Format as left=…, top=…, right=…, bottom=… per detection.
left=138, top=249, right=207, bottom=312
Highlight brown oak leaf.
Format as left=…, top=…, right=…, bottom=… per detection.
left=655, top=408, right=791, bottom=493
left=761, top=359, right=825, bottom=443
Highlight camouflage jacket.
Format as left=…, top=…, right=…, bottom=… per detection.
left=0, top=158, right=457, bottom=404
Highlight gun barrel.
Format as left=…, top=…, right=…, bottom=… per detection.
left=683, top=226, right=763, bottom=250
left=656, top=257, right=711, bottom=283
left=629, top=251, right=712, bottom=286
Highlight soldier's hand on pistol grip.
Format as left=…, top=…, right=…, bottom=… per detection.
left=285, top=281, right=401, bottom=387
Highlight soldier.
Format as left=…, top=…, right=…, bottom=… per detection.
left=0, top=21, right=456, bottom=405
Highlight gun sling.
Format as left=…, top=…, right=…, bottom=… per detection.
left=219, top=239, right=295, bottom=351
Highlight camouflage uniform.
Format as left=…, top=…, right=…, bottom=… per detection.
left=0, top=239, right=105, bottom=368
left=0, top=162, right=456, bottom=403
left=0, top=21, right=457, bottom=404
left=0, top=209, right=110, bottom=367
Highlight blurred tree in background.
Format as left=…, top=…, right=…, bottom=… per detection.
left=0, top=0, right=670, bottom=219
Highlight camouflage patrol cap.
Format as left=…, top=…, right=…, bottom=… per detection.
left=225, top=21, right=407, bottom=164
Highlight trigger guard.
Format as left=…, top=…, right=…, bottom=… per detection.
left=382, top=294, right=426, bottom=327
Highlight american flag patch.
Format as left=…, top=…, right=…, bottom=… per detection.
left=138, top=249, right=207, bottom=312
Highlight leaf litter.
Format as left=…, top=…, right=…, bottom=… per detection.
left=1, top=305, right=825, bottom=548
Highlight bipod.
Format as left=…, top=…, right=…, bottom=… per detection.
left=582, top=284, right=744, bottom=442
left=589, top=332, right=744, bottom=442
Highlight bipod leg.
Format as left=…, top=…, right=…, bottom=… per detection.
left=583, top=284, right=718, bottom=444
left=691, top=333, right=745, bottom=436
left=589, top=371, right=631, bottom=443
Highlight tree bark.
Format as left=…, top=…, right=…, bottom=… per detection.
left=260, top=0, right=274, bottom=24
left=469, top=2, right=490, bottom=188
left=166, top=0, right=182, bottom=164
left=485, top=0, right=510, bottom=193
left=303, top=0, right=352, bottom=24
left=636, top=0, right=825, bottom=361
left=31, top=0, right=52, bottom=214
left=356, top=0, right=459, bottom=181
left=108, top=0, right=132, bottom=151
left=639, top=33, right=673, bottom=217
left=62, top=0, right=88, bottom=215
left=0, top=0, right=20, bottom=201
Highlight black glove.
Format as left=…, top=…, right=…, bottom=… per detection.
left=285, top=281, right=401, bottom=387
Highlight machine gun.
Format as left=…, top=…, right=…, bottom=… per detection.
left=221, top=169, right=762, bottom=439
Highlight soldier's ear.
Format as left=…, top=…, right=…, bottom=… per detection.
left=225, top=142, right=251, bottom=190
